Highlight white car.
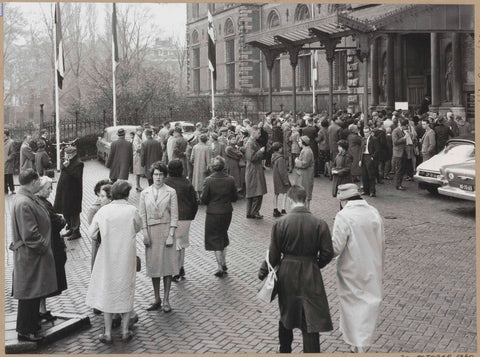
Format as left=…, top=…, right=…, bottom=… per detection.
left=170, top=121, right=195, bottom=141
left=414, top=138, right=475, bottom=194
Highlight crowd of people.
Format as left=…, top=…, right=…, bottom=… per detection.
left=7, top=106, right=471, bottom=351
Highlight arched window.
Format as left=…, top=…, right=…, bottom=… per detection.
left=294, top=4, right=310, bottom=22
left=191, top=30, right=199, bottom=44
left=267, top=10, right=280, bottom=28
left=224, top=18, right=235, bottom=36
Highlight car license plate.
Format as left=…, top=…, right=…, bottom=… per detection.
left=459, top=184, right=474, bottom=192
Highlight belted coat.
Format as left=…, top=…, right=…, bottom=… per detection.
left=245, top=137, right=267, bottom=198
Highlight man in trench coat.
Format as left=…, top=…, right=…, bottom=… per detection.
left=54, top=146, right=84, bottom=240
left=11, top=169, right=57, bottom=341
left=141, top=129, right=163, bottom=186
left=245, top=126, right=267, bottom=219
left=106, top=128, right=133, bottom=182
left=259, top=185, right=334, bottom=353
left=332, top=183, right=385, bottom=353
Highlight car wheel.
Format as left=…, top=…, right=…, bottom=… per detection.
left=426, top=186, right=438, bottom=194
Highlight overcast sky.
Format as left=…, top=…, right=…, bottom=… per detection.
left=7, top=2, right=187, bottom=44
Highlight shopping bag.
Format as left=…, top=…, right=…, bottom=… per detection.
left=256, top=250, right=278, bottom=303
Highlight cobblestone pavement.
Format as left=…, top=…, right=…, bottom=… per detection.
left=4, top=159, right=477, bottom=353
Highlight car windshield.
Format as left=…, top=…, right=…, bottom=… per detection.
left=183, top=126, right=194, bottom=133
left=444, top=142, right=475, bottom=159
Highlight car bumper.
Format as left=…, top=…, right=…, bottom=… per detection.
left=413, top=174, right=443, bottom=187
left=438, top=186, right=476, bottom=201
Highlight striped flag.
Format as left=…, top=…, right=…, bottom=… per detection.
left=112, top=3, right=119, bottom=71
left=207, top=9, right=216, bottom=81
left=55, top=3, right=65, bottom=89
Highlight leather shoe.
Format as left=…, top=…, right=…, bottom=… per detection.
left=253, top=214, right=264, bottom=219
left=396, top=186, right=406, bottom=191
left=246, top=215, right=254, bottom=219
left=146, top=301, right=161, bottom=311
left=370, top=193, right=376, bottom=197
left=162, top=303, right=172, bottom=313
left=214, top=270, right=226, bottom=278
left=18, top=333, right=43, bottom=342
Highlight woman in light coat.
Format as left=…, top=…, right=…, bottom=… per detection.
left=86, top=180, right=141, bottom=343
left=190, top=134, right=211, bottom=200
left=132, top=127, right=144, bottom=192
left=139, top=161, right=179, bottom=313
left=293, top=136, right=315, bottom=209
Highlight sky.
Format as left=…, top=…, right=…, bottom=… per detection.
left=7, top=2, right=187, bottom=44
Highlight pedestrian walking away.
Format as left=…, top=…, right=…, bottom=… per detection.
left=332, top=183, right=385, bottom=353
left=106, top=128, right=133, bottom=182
left=258, top=185, right=334, bottom=353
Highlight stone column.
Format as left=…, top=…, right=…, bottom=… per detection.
left=386, top=34, right=395, bottom=109
left=371, top=38, right=379, bottom=107
left=430, top=32, right=440, bottom=109
left=452, top=33, right=462, bottom=106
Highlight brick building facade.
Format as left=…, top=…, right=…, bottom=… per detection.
left=186, top=4, right=474, bottom=121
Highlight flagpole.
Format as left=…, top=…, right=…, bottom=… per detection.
left=112, top=4, right=117, bottom=127
left=311, top=4, right=316, bottom=114
left=54, top=5, right=61, bottom=172
left=211, top=71, right=215, bottom=120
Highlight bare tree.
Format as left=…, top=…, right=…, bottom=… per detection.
left=172, top=35, right=187, bottom=94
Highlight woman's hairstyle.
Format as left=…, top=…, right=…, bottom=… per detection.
left=167, top=159, right=184, bottom=177
left=287, top=185, right=307, bottom=203
left=337, top=139, right=349, bottom=150
left=271, top=141, right=283, bottom=152
left=19, top=169, right=39, bottom=186
left=94, top=179, right=112, bottom=196
left=111, top=180, right=131, bottom=200
left=100, top=184, right=112, bottom=199
left=149, top=161, right=168, bottom=178
left=211, top=156, right=225, bottom=172
left=37, top=176, right=53, bottom=191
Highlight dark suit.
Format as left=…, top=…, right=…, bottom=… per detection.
left=360, top=135, right=378, bottom=195
left=373, top=129, right=387, bottom=182
left=106, top=137, right=133, bottom=181
left=141, top=138, right=163, bottom=185
left=259, top=206, right=333, bottom=353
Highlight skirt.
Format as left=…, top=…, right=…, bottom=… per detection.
left=145, top=223, right=181, bottom=278
left=175, top=220, right=192, bottom=250
left=205, top=213, right=232, bottom=251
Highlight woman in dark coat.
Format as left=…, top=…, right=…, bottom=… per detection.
left=36, top=176, right=67, bottom=321
left=201, top=156, right=238, bottom=277
left=332, top=140, right=353, bottom=197
left=164, top=160, right=198, bottom=282
left=271, top=142, right=290, bottom=217
left=347, top=124, right=362, bottom=181
left=224, top=136, right=243, bottom=191
left=258, top=185, right=333, bottom=353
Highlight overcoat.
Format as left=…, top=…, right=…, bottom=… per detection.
left=210, top=140, right=226, bottom=160
left=86, top=200, right=142, bottom=313
left=391, top=127, right=407, bottom=158
left=260, top=207, right=334, bottom=333
left=11, top=188, right=57, bottom=299
left=20, top=142, right=35, bottom=171
left=421, top=128, right=436, bottom=160
left=38, top=197, right=68, bottom=296
left=164, top=176, right=198, bottom=221
left=35, top=148, right=52, bottom=176
left=106, top=137, right=133, bottom=180
left=172, top=135, right=188, bottom=176
left=332, top=199, right=385, bottom=348
left=434, top=124, right=454, bottom=153
left=245, top=137, right=267, bottom=198
left=328, top=122, right=342, bottom=160
left=347, top=133, right=362, bottom=176
left=54, top=155, right=84, bottom=216
left=225, top=145, right=243, bottom=189
left=293, top=146, right=314, bottom=200
left=141, top=138, right=163, bottom=179
left=271, top=152, right=290, bottom=195
left=331, top=151, right=353, bottom=197
left=190, top=142, right=211, bottom=192
left=132, top=135, right=144, bottom=175
left=201, top=171, right=238, bottom=214
left=301, top=125, right=319, bottom=158
left=4, top=138, right=15, bottom=175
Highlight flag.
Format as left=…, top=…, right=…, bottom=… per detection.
left=312, top=50, right=318, bottom=82
left=55, top=3, right=65, bottom=89
left=207, top=9, right=216, bottom=81
left=112, top=3, right=119, bottom=71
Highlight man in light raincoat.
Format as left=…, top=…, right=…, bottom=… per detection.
left=332, top=183, right=385, bottom=353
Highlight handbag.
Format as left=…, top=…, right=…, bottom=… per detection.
left=256, top=250, right=278, bottom=303
left=136, top=256, right=141, bottom=272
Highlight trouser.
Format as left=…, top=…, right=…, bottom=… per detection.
left=377, top=160, right=387, bottom=182
left=405, top=158, right=414, bottom=178
left=17, top=298, right=41, bottom=335
left=384, top=158, right=392, bottom=177
left=64, top=213, right=80, bottom=232
left=393, top=155, right=407, bottom=187
left=318, top=150, right=330, bottom=176
left=278, top=319, right=320, bottom=353
left=246, top=195, right=263, bottom=216
left=312, top=153, right=319, bottom=176
left=4, top=174, right=14, bottom=193
left=361, top=154, right=376, bottom=195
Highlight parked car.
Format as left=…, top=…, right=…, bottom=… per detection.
left=438, top=159, right=475, bottom=201
left=96, top=125, right=138, bottom=162
left=170, top=121, right=195, bottom=140
left=413, top=137, right=475, bottom=194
